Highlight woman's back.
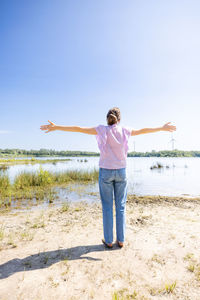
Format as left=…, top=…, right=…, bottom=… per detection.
left=95, top=124, right=132, bottom=169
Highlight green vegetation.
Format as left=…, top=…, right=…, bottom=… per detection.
left=128, top=150, right=200, bottom=157
left=0, top=167, right=98, bottom=209
left=150, top=162, right=164, bottom=169
left=150, top=281, right=177, bottom=296
left=0, top=148, right=99, bottom=157
left=1, top=148, right=200, bottom=157
left=0, top=158, right=71, bottom=166
left=112, top=289, right=138, bottom=300
left=164, top=281, right=176, bottom=294
left=60, top=203, right=70, bottom=213
left=0, top=226, right=4, bottom=241
left=127, top=194, right=200, bottom=205
left=187, top=264, right=195, bottom=272
left=183, top=252, right=200, bottom=281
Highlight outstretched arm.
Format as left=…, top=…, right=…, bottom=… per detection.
left=40, top=120, right=97, bottom=135
left=131, top=122, right=176, bottom=136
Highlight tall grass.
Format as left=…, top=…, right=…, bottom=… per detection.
left=0, top=173, right=10, bottom=190
left=0, top=168, right=98, bottom=208
left=13, top=168, right=98, bottom=188
left=14, top=168, right=53, bottom=189
left=53, top=169, right=99, bottom=184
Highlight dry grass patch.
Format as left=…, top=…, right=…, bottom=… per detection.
left=183, top=252, right=200, bottom=281
left=19, top=230, right=34, bottom=242
left=150, top=253, right=165, bottom=265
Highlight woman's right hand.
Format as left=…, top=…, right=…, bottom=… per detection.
left=40, top=120, right=57, bottom=133
left=162, top=122, right=176, bottom=132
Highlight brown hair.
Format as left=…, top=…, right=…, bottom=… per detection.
left=106, top=107, right=121, bottom=125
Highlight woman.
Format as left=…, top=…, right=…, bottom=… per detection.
left=40, top=107, right=176, bottom=249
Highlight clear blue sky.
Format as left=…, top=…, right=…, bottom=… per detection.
left=0, top=0, right=200, bottom=152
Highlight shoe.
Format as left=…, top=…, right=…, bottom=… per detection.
left=117, top=241, right=124, bottom=248
left=102, top=239, right=113, bottom=249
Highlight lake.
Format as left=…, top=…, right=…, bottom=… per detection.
left=2, top=156, right=200, bottom=198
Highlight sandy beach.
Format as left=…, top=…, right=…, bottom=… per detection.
left=0, top=196, right=200, bottom=300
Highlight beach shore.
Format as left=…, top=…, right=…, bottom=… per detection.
left=0, top=196, right=200, bottom=300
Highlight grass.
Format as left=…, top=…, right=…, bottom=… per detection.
left=150, top=281, right=177, bottom=296
left=0, top=167, right=98, bottom=209
left=0, top=226, right=4, bottom=240
left=60, top=202, right=70, bottom=213
left=20, top=230, right=34, bottom=241
left=42, top=254, right=49, bottom=265
left=127, top=194, right=200, bottom=205
left=0, top=173, right=10, bottom=190
left=164, top=281, right=176, bottom=294
left=0, top=164, right=9, bottom=170
left=1, top=167, right=98, bottom=189
left=0, top=158, right=72, bottom=165
left=53, top=169, right=98, bottom=184
left=48, top=276, right=59, bottom=288
left=112, top=289, right=138, bottom=300
left=183, top=252, right=200, bottom=281
left=151, top=253, right=165, bottom=265
left=62, top=257, right=69, bottom=266
left=31, top=216, right=45, bottom=229
left=23, top=260, right=32, bottom=268
left=7, top=233, right=17, bottom=248
left=187, top=264, right=195, bottom=272
left=195, top=265, right=200, bottom=281
left=183, top=253, right=194, bottom=261
left=0, top=230, right=9, bottom=248
left=0, top=185, right=58, bottom=210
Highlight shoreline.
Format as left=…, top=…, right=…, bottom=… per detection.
left=1, top=193, right=200, bottom=214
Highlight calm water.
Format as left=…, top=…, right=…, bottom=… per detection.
left=2, top=156, right=200, bottom=198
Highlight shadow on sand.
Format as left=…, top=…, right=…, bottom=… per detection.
left=0, top=243, right=119, bottom=279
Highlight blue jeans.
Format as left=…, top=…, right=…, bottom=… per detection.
left=99, top=168, right=128, bottom=244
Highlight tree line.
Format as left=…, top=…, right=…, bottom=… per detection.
left=0, top=148, right=99, bottom=157
left=0, top=148, right=200, bottom=157
left=128, top=150, right=200, bottom=157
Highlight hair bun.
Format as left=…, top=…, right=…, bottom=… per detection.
left=109, top=114, right=117, bottom=120
left=107, top=114, right=117, bottom=125
left=106, top=107, right=121, bottom=125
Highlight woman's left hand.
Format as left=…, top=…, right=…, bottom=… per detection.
left=40, top=120, right=57, bottom=133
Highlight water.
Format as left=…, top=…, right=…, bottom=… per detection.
left=126, top=157, right=200, bottom=197
left=2, top=156, right=200, bottom=197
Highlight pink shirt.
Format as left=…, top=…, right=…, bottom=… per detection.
left=95, top=124, right=132, bottom=169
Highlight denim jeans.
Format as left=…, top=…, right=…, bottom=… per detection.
left=99, top=168, right=128, bottom=244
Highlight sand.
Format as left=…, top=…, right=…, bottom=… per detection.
left=0, top=196, right=200, bottom=300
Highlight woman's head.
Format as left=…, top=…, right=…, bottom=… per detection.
left=106, top=107, right=121, bottom=125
